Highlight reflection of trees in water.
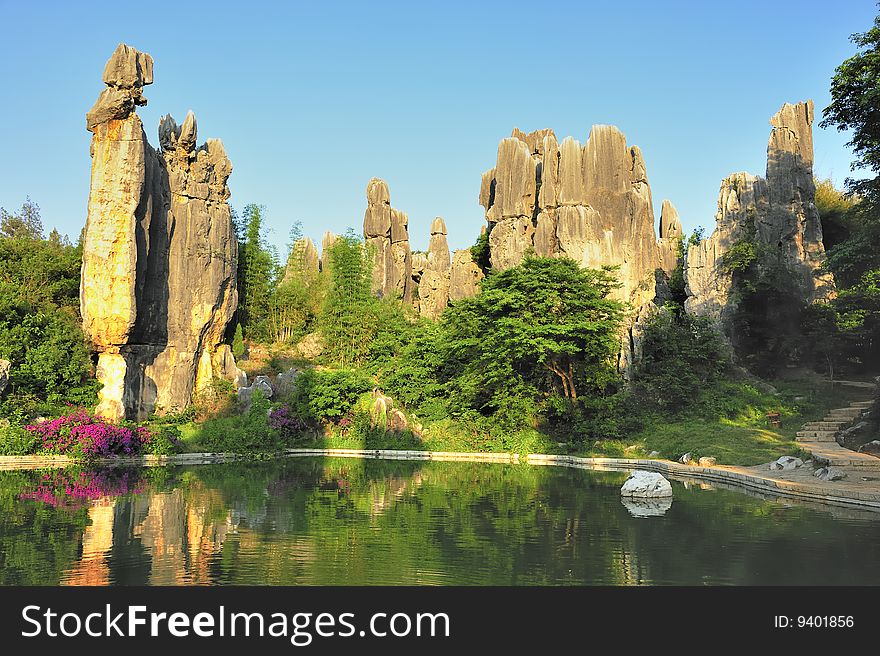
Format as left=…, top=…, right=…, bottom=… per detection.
left=3, top=460, right=880, bottom=586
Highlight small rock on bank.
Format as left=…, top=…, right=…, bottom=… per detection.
left=815, top=467, right=846, bottom=482
left=769, top=456, right=803, bottom=471
left=620, top=470, right=673, bottom=498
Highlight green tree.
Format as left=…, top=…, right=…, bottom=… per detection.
left=267, top=222, right=324, bottom=343
left=232, top=323, right=245, bottom=359
left=631, top=310, right=730, bottom=413
left=0, top=198, right=43, bottom=240
left=820, top=9, right=880, bottom=203
left=0, top=202, right=97, bottom=420
left=439, top=256, right=625, bottom=423
left=236, top=204, right=277, bottom=339
left=817, top=8, right=880, bottom=371
left=320, top=231, right=376, bottom=366
left=815, top=177, right=858, bottom=253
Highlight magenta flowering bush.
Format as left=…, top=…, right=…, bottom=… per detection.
left=25, top=409, right=154, bottom=458
left=267, top=404, right=308, bottom=440
left=18, top=469, right=146, bottom=510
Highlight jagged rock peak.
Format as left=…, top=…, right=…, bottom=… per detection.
left=86, top=43, right=154, bottom=132
left=511, top=127, right=556, bottom=156
left=363, top=178, right=411, bottom=300
left=158, top=110, right=198, bottom=153
left=685, top=100, right=833, bottom=327
left=430, top=216, right=447, bottom=235
left=659, top=200, right=682, bottom=239
left=768, top=100, right=814, bottom=173
left=102, top=43, right=153, bottom=89
left=367, top=177, right=391, bottom=207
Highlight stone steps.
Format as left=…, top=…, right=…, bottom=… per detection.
left=795, top=387, right=880, bottom=471
left=796, top=430, right=838, bottom=442
left=824, top=411, right=862, bottom=421
left=802, top=421, right=847, bottom=431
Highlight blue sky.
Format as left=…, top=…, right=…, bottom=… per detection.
left=0, top=0, right=876, bottom=255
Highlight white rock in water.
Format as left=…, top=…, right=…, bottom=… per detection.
left=620, top=470, right=673, bottom=498
left=769, top=456, right=803, bottom=471
left=621, top=496, right=673, bottom=517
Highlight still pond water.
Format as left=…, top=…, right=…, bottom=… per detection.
left=1, top=457, right=879, bottom=585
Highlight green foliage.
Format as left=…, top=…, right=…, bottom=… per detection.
left=0, top=204, right=97, bottom=420
left=379, top=320, right=444, bottom=414
left=720, top=231, right=808, bottom=376
left=832, top=268, right=880, bottom=368
left=820, top=9, right=880, bottom=199
left=237, top=204, right=279, bottom=340
left=666, top=236, right=687, bottom=303
left=287, top=368, right=373, bottom=424
left=320, top=231, right=377, bottom=366
left=232, top=323, right=245, bottom=359
left=191, top=390, right=284, bottom=453
left=815, top=177, right=858, bottom=253
left=267, top=223, right=325, bottom=344
left=439, top=256, right=625, bottom=427
left=142, top=425, right=182, bottom=456
left=0, top=424, right=38, bottom=455
left=470, top=229, right=492, bottom=272
left=0, top=198, right=43, bottom=240
left=631, top=309, right=730, bottom=414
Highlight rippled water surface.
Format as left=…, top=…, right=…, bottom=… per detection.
left=1, top=457, right=879, bottom=585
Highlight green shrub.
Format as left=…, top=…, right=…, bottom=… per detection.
left=288, top=368, right=373, bottom=424
left=0, top=424, right=38, bottom=455
left=193, top=390, right=283, bottom=453
left=631, top=309, right=730, bottom=414
left=143, top=425, right=183, bottom=456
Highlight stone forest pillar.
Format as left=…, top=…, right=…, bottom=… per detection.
left=81, top=44, right=242, bottom=421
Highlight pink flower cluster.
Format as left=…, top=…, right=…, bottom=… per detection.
left=19, top=470, right=145, bottom=510
left=26, top=409, right=154, bottom=458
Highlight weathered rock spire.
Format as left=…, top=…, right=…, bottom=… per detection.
left=81, top=44, right=242, bottom=421
left=363, top=178, right=412, bottom=301
left=685, top=100, right=833, bottom=326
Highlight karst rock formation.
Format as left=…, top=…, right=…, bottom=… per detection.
left=363, top=178, right=413, bottom=302
left=478, top=125, right=678, bottom=368
left=81, top=44, right=242, bottom=421
left=362, top=180, right=483, bottom=318
left=685, top=100, right=834, bottom=326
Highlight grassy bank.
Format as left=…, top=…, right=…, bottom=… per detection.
left=162, top=373, right=873, bottom=467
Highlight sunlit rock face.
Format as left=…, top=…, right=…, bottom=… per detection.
left=479, top=126, right=676, bottom=370
left=363, top=178, right=412, bottom=302
left=685, top=101, right=834, bottom=328
left=81, top=44, right=242, bottom=421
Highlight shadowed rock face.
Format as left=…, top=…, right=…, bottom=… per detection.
left=81, top=44, right=242, bottom=421
left=685, top=101, right=834, bottom=327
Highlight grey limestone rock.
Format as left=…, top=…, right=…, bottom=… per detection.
left=80, top=44, right=243, bottom=421
left=685, top=101, right=834, bottom=332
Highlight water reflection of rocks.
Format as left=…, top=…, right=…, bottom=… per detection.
left=51, top=464, right=424, bottom=585
left=620, top=496, right=673, bottom=518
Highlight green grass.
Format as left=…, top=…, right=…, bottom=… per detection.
left=582, top=376, right=873, bottom=466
